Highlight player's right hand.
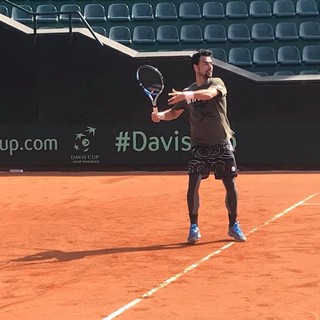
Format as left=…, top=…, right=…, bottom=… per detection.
left=151, top=111, right=165, bottom=122
left=151, top=112, right=161, bottom=123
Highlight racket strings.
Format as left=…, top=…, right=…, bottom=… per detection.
left=138, top=69, right=163, bottom=96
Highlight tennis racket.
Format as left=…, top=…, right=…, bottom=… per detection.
left=136, top=65, right=164, bottom=116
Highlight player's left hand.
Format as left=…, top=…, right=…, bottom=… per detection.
left=168, top=89, right=185, bottom=105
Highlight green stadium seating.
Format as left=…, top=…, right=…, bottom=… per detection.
left=227, top=23, right=251, bottom=42
left=83, top=4, right=106, bottom=22
left=249, top=0, right=272, bottom=17
left=226, top=1, right=249, bottom=18
left=155, top=2, right=177, bottom=20
left=59, top=4, right=82, bottom=23
left=179, top=2, right=201, bottom=20
left=229, top=47, right=252, bottom=66
left=180, top=24, right=203, bottom=43
left=107, top=3, right=130, bottom=22
left=131, top=3, right=154, bottom=21
left=36, top=4, right=58, bottom=23
left=251, top=23, right=275, bottom=41
left=204, top=24, right=227, bottom=43
left=3, top=0, right=320, bottom=75
left=132, top=25, right=155, bottom=44
left=202, top=2, right=225, bottom=19
left=299, top=21, right=320, bottom=39
left=11, top=4, right=33, bottom=23
left=275, top=22, right=299, bottom=41
left=0, top=4, right=9, bottom=16
left=273, top=0, right=296, bottom=17
left=278, top=46, right=302, bottom=65
left=296, top=0, right=319, bottom=16
left=253, top=46, right=277, bottom=65
left=156, top=25, right=179, bottom=43
left=109, top=25, right=132, bottom=44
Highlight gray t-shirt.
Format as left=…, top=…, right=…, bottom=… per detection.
left=173, top=77, right=234, bottom=146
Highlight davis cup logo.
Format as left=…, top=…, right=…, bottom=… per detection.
left=73, top=126, right=96, bottom=153
left=71, top=126, right=100, bottom=164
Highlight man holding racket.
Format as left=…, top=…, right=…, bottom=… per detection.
left=151, top=49, right=246, bottom=243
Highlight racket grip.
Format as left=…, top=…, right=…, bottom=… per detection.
left=153, top=107, right=158, bottom=115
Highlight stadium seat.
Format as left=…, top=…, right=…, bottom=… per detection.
left=11, top=5, right=33, bottom=23
left=36, top=5, right=58, bottom=23
left=155, top=3, right=177, bottom=20
left=59, top=4, right=82, bottom=23
left=299, top=21, right=320, bottom=39
left=92, top=26, right=107, bottom=36
left=299, top=69, right=320, bottom=74
left=107, top=3, right=130, bottom=22
left=249, top=1, right=272, bottom=17
left=204, top=24, right=227, bottom=42
left=156, top=25, right=179, bottom=43
left=0, top=5, right=9, bottom=16
left=202, top=2, right=225, bottom=19
left=226, top=1, right=248, bottom=18
left=253, top=47, right=277, bottom=65
left=109, top=26, right=132, bottom=44
left=228, top=23, right=250, bottom=42
left=254, top=71, right=269, bottom=76
left=273, top=71, right=295, bottom=76
left=131, top=3, right=154, bottom=21
left=228, top=47, right=252, bottom=66
left=296, top=0, right=319, bottom=16
left=84, top=4, right=107, bottom=22
left=275, top=22, right=299, bottom=40
left=302, top=45, right=320, bottom=64
left=180, top=24, right=203, bottom=43
left=132, top=25, right=155, bottom=44
left=278, top=46, right=302, bottom=65
left=251, top=23, right=275, bottom=41
left=209, top=47, right=227, bottom=62
left=273, top=0, right=295, bottom=16
left=179, top=2, right=201, bottom=20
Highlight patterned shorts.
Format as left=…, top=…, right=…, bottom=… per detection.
left=188, top=140, right=238, bottom=180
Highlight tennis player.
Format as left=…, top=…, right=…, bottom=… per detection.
left=151, top=49, right=246, bottom=243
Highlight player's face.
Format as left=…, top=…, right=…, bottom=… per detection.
left=196, top=56, right=213, bottom=79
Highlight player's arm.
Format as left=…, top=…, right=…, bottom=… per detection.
left=151, top=108, right=184, bottom=123
left=168, top=87, right=221, bottom=105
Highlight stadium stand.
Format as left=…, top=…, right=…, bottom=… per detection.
left=2, top=0, right=320, bottom=75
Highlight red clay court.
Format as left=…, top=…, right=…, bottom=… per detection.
left=1, top=171, right=320, bottom=320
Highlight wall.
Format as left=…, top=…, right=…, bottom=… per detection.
left=1, top=21, right=320, bottom=171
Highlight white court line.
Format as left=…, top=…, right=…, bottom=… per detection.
left=102, top=193, right=319, bottom=320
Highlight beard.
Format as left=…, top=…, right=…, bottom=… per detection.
left=200, top=71, right=212, bottom=79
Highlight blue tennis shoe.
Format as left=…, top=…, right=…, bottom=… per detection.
left=187, top=223, right=201, bottom=244
left=228, top=221, right=247, bottom=242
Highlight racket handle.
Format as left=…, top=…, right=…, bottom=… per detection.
left=153, top=107, right=158, bottom=115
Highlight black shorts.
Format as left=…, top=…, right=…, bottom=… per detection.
left=188, top=140, right=238, bottom=180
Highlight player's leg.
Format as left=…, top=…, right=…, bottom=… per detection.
left=213, top=140, right=246, bottom=241
left=187, top=173, right=202, bottom=225
left=186, top=173, right=202, bottom=243
left=222, top=176, right=246, bottom=242
left=221, top=176, right=238, bottom=226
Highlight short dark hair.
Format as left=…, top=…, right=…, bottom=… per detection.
left=191, top=49, right=213, bottom=68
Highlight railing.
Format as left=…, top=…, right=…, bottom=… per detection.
left=4, top=0, right=103, bottom=46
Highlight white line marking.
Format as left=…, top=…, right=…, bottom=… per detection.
left=102, top=193, right=319, bottom=320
